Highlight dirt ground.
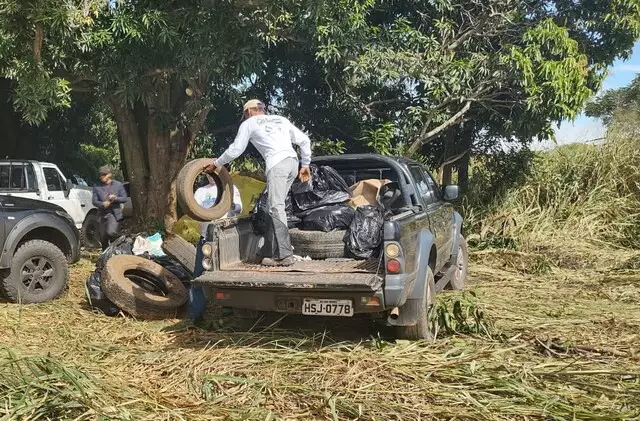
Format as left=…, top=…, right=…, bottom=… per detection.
left=1, top=252, right=639, bottom=420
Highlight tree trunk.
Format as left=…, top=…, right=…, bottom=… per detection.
left=458, top=152, right=469, bottom=192
left=441, top=128, right=455, bottom=186
left=108, top=77, right=210, bottom=231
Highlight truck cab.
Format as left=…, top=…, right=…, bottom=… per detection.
left=194, top=154, right=468, bottom=340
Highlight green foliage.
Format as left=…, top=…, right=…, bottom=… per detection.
left=1, top=0, right=640, bottom=223
left=431, top=291, right=493, bottom=338
left=312, top=138, right=346, bottom=156
left=585, top=74, right=640, bottom=125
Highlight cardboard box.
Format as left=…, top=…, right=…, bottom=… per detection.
left=349, top=179, right=390, bottom=208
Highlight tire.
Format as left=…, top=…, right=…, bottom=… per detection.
left=395, top=267, right=436, bottom=341
left=0, top=240, right=69, bottom=304
left=448, top=236, right=468, bottom=290
left=289, top=228, right=347, bottom=259
left=101, top=255, right=188, bottom=320
left=177, top=158, right=234, bottom=222
left=162, top=234, right=197, bottom=274
left=81, top=212, right=101, bottom=249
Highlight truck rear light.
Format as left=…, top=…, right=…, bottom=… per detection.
left=360, top=296, right=381, bottom=307
left=215, top=292, right=231, bottom=300
left=386, top=259, right=401, bottom=274
left=202, top=243, right=213, bottom=257
left=202, top=258, right=213, bottom=270
left=385, top=243, right=400, bottom=258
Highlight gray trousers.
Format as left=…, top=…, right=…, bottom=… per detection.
left=99, top=213, right=120, bottom=251
left=265, top=157, right=298, bottom=259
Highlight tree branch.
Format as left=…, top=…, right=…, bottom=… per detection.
left=407, top=100, right=472, bottom=155
left=33, top=24, right=43, bottom=63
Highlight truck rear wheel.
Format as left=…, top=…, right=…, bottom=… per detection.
left=395, top=267, right=436, bottom=341
left=0, top=240, right=68, bottom=304
left=448, top=236, right=468, bottom=290
left=81, top=212, right=101, bottom=249
left=289, top=229, right=347, bottom=259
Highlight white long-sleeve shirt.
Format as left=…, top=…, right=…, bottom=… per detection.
left=214, top=115, right=312, bottom=173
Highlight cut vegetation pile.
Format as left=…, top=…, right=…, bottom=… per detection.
left=1, top=250, right=638, bottom=420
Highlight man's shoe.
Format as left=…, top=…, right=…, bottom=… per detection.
left=261, top=257, right=278, bottom=266
left=277, top=255, right=296, bottom=267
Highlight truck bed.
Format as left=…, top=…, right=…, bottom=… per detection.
left=197, top=256, right=383, bottom=291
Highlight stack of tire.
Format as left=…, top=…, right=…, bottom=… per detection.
left=86, top=235, right=197, bottom=320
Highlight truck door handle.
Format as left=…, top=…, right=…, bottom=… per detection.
left=81, top=204, right=86, bottom=207
left=48, top=196, right=54, bottom=200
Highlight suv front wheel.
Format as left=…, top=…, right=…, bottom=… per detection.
left=0, top=240, right=68, bottom=304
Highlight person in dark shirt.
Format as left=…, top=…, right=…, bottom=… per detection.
left=92, top=165, right=127, bottom=250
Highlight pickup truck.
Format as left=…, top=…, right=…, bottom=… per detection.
left=0, top=160, right=132, bottom=248
left=0, top=195, right=80, bottom=303
left=194, top=154, right=468, bottom=340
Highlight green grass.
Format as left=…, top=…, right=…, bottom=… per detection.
left=0, top=252, right=638, bottom=420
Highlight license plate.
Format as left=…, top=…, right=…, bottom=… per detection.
left=302, top=299, right=353, bottom=317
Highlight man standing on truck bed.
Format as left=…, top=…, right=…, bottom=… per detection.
left=92, top=165, right=127, bottom=250
left=204, top=99, right=312, bottom=267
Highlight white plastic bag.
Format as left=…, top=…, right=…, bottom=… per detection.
left=132, top=232, right=166, bottom=257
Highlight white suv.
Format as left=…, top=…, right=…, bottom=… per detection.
left=0, top=160, right=132, bottom=248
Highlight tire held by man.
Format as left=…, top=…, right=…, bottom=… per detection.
left=102, top=255, right=188, bottom=320
left=177, top=158, right=234, bottom=222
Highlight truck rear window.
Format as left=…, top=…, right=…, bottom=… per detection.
left=0, top=163, right=38, bottom=191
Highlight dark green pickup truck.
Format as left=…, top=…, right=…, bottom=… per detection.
left=194, top=154, right=468, bottom=340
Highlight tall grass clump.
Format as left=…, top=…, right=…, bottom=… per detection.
left=466, top=120, right=640, bottom=252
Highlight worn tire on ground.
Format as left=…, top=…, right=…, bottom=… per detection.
left=81, top=212, right=101, bottom=249
left=395, top=267, right=436, bottom=341
left=289, top=228, right=347, bottom=259
left=162, top=234, right=197, bottom=274
left=0, top=240, right=69, bottom=304
left=102, top=255, right=188, bottom=320
left=177, top=158, right=234, bottom=222
left=448, top=236, right=468, bottom=290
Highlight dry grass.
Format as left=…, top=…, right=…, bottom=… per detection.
left=1, top=250, right=639, bottom=420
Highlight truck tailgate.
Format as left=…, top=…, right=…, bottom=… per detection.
left=194, top=259, right=383, bottom=291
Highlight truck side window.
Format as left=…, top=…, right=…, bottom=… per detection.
left=43, top=167, right=65, bottom=191
left=0, top=165, right=9, bottom=189
left=422, top=170, right=443, bottom=201
left=408, top=165, right=435, bottom=206
left=25, top=165, right=37, bottom=190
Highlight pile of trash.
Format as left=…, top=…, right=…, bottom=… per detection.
left=252, top=164, right=388, bottom=259
left=86, top=233, right=192, bottom=318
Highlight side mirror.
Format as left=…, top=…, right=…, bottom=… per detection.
left=64, top=179, right=74, bottom=198
left=443, top=185, right=460, bottom=202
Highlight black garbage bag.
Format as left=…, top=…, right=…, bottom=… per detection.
left=85, top=271, right=119, bottom=316
left=151, top=255, right=192, bottom=287
left=347, top=205, right=384, bottom=259
left=290, top=165, right=351, bottom=213
left=96, top=235, right=134, bottom=271
left=251, top=190, right=271, bottom=235
left=300, top=204, right=356, bottom=232
left=254, top=189, right=302, bottom=233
